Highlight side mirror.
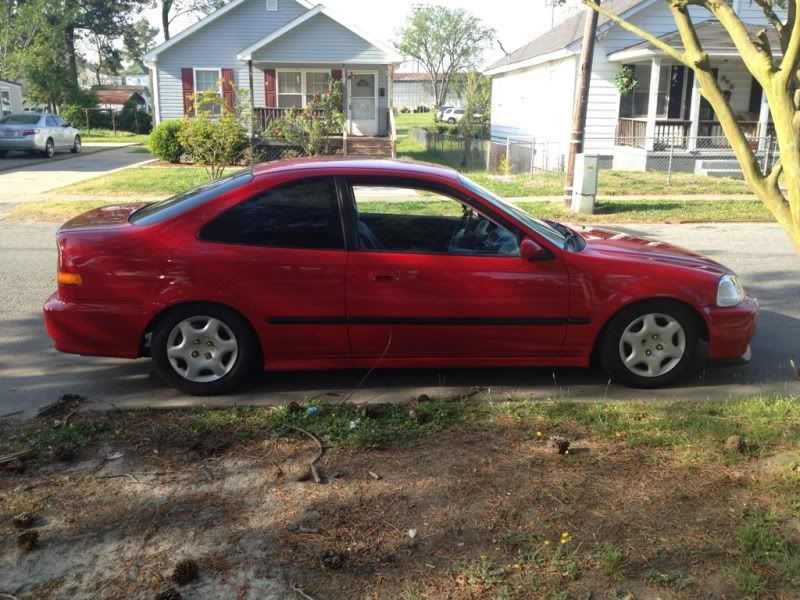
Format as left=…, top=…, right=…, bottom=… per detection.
left=64, top=123, right=71, bottom=127
left=520, top=237, right=548, bottom=260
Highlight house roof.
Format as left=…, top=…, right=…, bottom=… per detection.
left=236, top=4, right=402, bottom=62
left=91, top=86, right=148, bottom=105
left=144, top=0, right=315, bottom=63
left=0, top=78, right=22, bottom=87
left=484, top=0, right=649, bottom=74
left=608, top=19, right=783, bottom=59
left=393, top=72, right=459, bottom=82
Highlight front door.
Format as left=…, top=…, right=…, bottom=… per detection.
left=348, top=72, right=377, bottom=136
left=343, top=178, right=570, bottom=360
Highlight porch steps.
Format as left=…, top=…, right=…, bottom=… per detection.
left=346, top=136, right=394, bottom=159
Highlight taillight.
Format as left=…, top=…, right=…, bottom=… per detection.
left=22, top=128, right=39, bottom=136
left=57, top=237, right=81, bottom=301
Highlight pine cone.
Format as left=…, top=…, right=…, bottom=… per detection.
left=155, top=588, right=183, bottom=600
left=12, top=512, right=35, bottom=530
left=549, top=436, right=570, bottom=454
left=320, top=550, right=344, bottom=570
left=17, top=530, right=39, bottom=553
left=171, top=559, right=199, bottom=585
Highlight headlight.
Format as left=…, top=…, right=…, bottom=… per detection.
left=717, top=275, right=745, bottom=307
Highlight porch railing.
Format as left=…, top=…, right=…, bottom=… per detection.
left=616, top=117, right=776, bottom=150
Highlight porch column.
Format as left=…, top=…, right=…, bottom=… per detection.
left=687, top=74, right=701, bottom=151
left=247, top=60, right=255, bottom=136
left=644, top=58, right=661, bottom=151
left=757, top=86, right=770, bottom=152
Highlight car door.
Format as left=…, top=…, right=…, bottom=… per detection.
left=343, top=177, right=570, bottom=360
left=196, top=175, right=349, bottom=362
left=52, top=115, right=69, bottom=148
left=44, top=116, right=61, bottom=148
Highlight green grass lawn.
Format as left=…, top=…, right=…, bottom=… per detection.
left=79, top=128, right=150, bottom=145
left=53, top=165, right=230, bottom=196
left=395, top=111, right=436, bottom=135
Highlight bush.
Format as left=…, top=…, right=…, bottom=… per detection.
left=117, top=109, right=152, bottom=134
left=60, top=105, right=88, bottom=129
left=149, top=120, right=185, bottom=163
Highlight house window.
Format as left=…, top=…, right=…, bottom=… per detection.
left=618, top=64, right=669, bottom=118
left=305, top=71, right=331, bottom=104
left=0, top=90, right=10, bottom=117
left=277, top=71, right=302, bottom=108
left=194, top=68, right=222, bottom=113
left=277, top=70, right=331, bottom=108
left=266, top=0, right=278, bottom=11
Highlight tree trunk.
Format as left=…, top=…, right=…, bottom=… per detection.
left=64, top=25, right=79, bottom=92
left=162, top=1, right=171, bottom=41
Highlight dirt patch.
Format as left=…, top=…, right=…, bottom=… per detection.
left=1, top=408, right=798, bottom=599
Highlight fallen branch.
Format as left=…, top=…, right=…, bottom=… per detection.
left=291, top=584, right=318, bottom=600
left=287, top=426, right=325, bottom=484
left=96, top=473, right=140, bottom=483
left=0, top=410, right=24, bottom=418
left=0, top=450, right=35, bottom=465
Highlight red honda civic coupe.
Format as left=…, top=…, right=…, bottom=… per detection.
left=44, top=158, right=757, bottom=395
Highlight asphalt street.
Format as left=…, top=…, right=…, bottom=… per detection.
left=1, top=221, right=798, bottom=417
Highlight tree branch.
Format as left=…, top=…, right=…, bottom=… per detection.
left=780, top=0, right=800, bottom=83
left=753, top=0, right=786, bottom=50
left=582, top=0, right=691, bottom=66
left=699, top=0, right=775, bottom=76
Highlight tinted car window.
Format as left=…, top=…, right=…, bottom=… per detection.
left=53, top=116, right=66, bottom=127
left=0, top=114, right=40, bottom=125
left=130, top=170, right=254, bottom=226
left=351, top=183, right=519, bottom=256
left=199, top=178, right=344, bottom=250
left=46, top=116, right=59, bottom=127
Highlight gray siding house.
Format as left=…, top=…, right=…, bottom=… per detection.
left=143, top=0, right=401, bottom=140
left=0, top=79, right=23, bottom=117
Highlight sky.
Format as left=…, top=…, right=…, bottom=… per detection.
left=142, top=0, right=582, bottom=70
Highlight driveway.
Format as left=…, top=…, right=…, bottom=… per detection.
left=0, top=145, right=152, bottom=204
left=1, top=222, right=798, bottom=418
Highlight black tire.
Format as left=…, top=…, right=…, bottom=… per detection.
left=41, top=138, right=54, bottom=158
left=151, top=303, right=261, bottom=395
left=447, top=117, right=456, bottom=124
left=70, top=135, right=81, bottom=153
left=601, top=300, right=699, bottom=388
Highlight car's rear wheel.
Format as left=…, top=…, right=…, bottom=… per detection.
left=447, top=117, right=456, bottom=124
left=151, top=304, right=261, bottom=395
left=601, top=300, right=699, bottom=388
left=41, top=138, right=54, bottom=158
left=71, top=135, right=81, bottom=153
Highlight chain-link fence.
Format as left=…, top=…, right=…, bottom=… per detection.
left=410, top=128, right=490, bottom=170
left=423, top=132, right=775, bottom=183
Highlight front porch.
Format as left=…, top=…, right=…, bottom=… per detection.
left=608, top=20, right=777, bottom=157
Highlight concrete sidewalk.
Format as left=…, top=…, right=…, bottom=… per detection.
left=0, top=145, right=153, bottom=204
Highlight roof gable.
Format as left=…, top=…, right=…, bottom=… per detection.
left=238, top=5, right=401, bottom=63
left=144, top=0, right=315, bottom=63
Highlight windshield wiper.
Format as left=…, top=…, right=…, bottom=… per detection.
left=543, top=219, right=583, bottom=251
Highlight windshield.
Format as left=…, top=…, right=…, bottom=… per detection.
left=130, top=169, right=253, bottom=225
left=458, top=174, right=568, bottom=249
left=0, top=114, right=40, bottom=125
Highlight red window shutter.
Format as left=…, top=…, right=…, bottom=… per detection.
left=264, top=68, right=276, bottom=108
left=330, top=69, right=343, bottom=110
left=181, top=68, right=194, bottom=116
left=221, top=68, right=235, bottom=112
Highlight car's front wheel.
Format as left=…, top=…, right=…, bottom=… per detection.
left=71, top=135, right=81, bottom=153
left=447, top=117, right=456, bottom=124
left=601, top=300, right=699, bottom=388
left=41, top=138, right=54, bottom=158
left=151, top=304, right=261, bottom=395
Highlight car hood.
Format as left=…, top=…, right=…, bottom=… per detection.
left=60, top=203, right=149, bottom=230
left=574, top=225, right=733, bottom=276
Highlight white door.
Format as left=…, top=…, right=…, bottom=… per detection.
left=348, top=72, right=377, bottom=136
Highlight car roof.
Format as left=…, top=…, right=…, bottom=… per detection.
left=251, top=157, right=461, bottom=182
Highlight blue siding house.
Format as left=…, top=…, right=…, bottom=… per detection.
left=144, top=0, right=402, bottom=141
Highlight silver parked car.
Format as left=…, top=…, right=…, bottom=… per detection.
left=0, top=112, right=81, bottom=158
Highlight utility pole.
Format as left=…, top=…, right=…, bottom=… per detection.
left=563, top=0, right=600, bottom=207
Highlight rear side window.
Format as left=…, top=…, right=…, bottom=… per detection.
left=0, top=114, right=40, bottom=125
left=46, top=116, right=59, bottom=127
left=199, top=177, right=344, bottom=250
left=130, top=170, right=253, bottom=225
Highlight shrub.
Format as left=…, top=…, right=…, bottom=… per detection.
left=117, top=109, right=152, bottom=134
left=179, top=86, right=250, bottom=179
left=60, top=105, right=88, bottom=129
left=149, top=120, right=185, bottom=163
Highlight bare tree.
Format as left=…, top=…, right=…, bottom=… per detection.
left=160, top=0, right=225, bottom=41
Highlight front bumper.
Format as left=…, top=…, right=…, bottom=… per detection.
left=704, top=297, right=759, bottom=362
left=43, top=292, right=154, bottom=359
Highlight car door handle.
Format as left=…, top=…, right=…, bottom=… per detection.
left=370, top=271, right=399, bottom=282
